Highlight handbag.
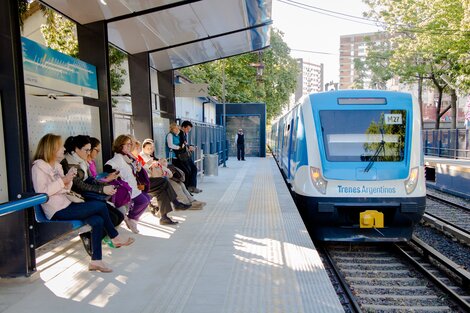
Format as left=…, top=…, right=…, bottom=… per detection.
left=176, top=147, right=191, bottom=161
left=81, top=191, right=111, bottom=202
left=66, top=190, right=85, bottom=203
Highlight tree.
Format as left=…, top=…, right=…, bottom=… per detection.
left=364, top=0, right=469, bottom=129
left=22, top=2, right=127, bottom=102
left=180, top=28, right=299, bottom=123
left=351, top=57, right=366, bottom=89
left=352, top=36, right=393, bottom=90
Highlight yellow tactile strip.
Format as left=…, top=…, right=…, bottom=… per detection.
left=222, top=158, right=343, bottom=313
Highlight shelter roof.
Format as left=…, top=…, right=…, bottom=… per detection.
left=39, top=0, right=272, bottom=71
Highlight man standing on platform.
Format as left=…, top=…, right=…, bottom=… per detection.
left=235, top=128, right=245, bottom=161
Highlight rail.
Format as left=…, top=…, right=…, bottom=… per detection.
left=0, top=193, right=48, bottom=217
left=397, top=238, right=470, bottom=310
left=423, top=129, right=470, bottom=159
left=194, top=148, right=204, bottom=180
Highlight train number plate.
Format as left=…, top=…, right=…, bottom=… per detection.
left=384, top=114, right=402, bottom=125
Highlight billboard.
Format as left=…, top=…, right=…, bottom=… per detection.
left=21, top=37, right=98, bottom=98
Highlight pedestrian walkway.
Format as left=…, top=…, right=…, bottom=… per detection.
left=0, top=157, right=343, bottom=313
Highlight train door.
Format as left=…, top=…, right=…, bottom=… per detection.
left=288, top=109, right=299, bottom=179
left=286, top=116, right=295, bottom=179
left=281, top=114, right=292, bottom=173
left=277, top=118, right=284, bottom=158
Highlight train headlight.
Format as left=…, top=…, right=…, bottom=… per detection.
left=404, top=167, right=419, bottom=194
left=310, top=167, right=328, bottom=194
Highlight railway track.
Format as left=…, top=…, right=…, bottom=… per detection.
left=319, top=242, right=470, bottom=312
left=424, top=193, right=470, bottom=245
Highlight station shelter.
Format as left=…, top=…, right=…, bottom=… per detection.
left=0, top=0, right=272, bottom=277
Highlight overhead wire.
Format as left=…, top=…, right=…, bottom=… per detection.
left=276, top=0, right=381, bottom=27
left=276, top=0, right=470, bottom=35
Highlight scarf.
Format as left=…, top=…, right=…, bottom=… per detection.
left=65, top=152, right=89, bottom=180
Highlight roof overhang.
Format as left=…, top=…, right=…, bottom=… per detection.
left=39, top=0, right=272, bottom=71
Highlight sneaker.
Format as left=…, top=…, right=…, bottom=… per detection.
left=79, top=232, right=92, bottom=256
left=160, top=217, right=179, bottom=225
left=189, top=201, right=206, bottom=209
left=124, top=216, right=140, bottom=234
left=188, top=187, right=202, bottom=193
left=173, top=200, right=191, bottom=210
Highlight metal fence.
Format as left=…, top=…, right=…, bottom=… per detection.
left=183, top=120, right=228, bottom=168
left=423, top=129, right=470, bottom=159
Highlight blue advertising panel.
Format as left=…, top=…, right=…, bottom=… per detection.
left=21, top=37, right=98, bottom=98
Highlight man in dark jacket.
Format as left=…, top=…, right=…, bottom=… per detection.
left=234, top=129, right=245, bottom=161
left=175, top=120, right=202, bottom=193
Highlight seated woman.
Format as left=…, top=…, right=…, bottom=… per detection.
left=89, top=137, right=131, bottom=216
left=60, top=135, right=125, bottom=253
left=106, top=135, right=151, bottom=234
left=31, top=133, right=134, bottom=273
left=87, top=136, right=101, bottom=178
left=159, top=158, right=206, bottom=209
left=137, top=138, right=191, bottom=225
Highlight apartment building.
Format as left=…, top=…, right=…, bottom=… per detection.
left=339, top=32, right=388, bottom=90
left=294, top=59, right=324, bottom=102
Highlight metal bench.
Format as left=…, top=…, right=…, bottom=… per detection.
left=33, top=203, right=85, bottom=230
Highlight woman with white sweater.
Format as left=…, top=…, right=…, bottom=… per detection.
left=106, top=135, right=151, bottom=234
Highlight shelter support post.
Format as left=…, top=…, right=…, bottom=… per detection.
left=0, top=0, right=35, bottom=277
left=77, top=21, right=114, bottom=161
left=129, top=52, right=153, bottom=141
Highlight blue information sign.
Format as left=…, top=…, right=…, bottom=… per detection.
left=21, top=37, right=98, bottom=98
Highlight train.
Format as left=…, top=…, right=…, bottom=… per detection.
left=269, top=90, right=426, bottom=241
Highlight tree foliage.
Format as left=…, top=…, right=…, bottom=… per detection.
left=180, top=29, right=299, bottom=123
left=23, top=3, right=127, bottom=99
left=352, top=36, right=393, bottom=90
left=363, top=0, right=469, bottom=128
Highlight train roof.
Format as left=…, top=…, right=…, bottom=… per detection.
left=314, top=89, right=410, bottom=98
left=308, top=90, right=413, bottom=108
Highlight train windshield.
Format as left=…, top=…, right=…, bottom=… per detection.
left=319, top=110, right=407, bottom=162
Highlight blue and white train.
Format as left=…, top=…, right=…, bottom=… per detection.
left=269, top=90, right=426, bottom=241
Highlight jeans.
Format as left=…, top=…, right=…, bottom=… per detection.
left=52, top=200, right=118, bottom=260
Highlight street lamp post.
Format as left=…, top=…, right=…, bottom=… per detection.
left=222, top=60, right=227, bottom=167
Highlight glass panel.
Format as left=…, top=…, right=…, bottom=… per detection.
left=319, top=110, right=407, bottom=162
left=227, top=116, right=260, bottom=157
left=0, top=95, right=8, bottom=203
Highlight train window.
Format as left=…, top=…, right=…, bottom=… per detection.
left=319, top=110, right=406, bottom=162
left=338, top=98, right=387, bottom=105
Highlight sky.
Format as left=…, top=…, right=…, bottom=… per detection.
left=272, top=0, right=382, bottom=84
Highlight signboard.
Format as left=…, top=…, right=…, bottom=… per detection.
left=21, top=37, right=98, bottom=98
left=175, top=83, right=209, bottom=97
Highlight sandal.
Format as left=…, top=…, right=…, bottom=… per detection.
left=124, top=216, right=140, bottom=234
left=88, top=262, right=113, bottom=273
left=112, top=237, right=135, bottom=248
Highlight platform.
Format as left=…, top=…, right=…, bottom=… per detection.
left=424, top=156, right=470, bottom=199
left=0, top=157, right=343, bottom=313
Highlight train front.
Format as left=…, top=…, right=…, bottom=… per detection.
left=295, top=90, right=426, bottom=242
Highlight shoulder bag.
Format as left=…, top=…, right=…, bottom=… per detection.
left=66, top=190, right=85, bottom=203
